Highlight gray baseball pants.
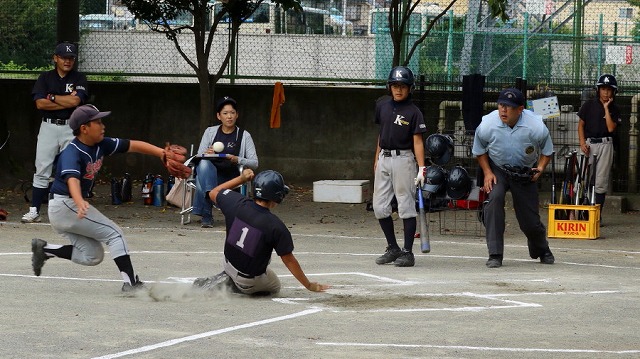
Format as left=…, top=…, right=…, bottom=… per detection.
left=48, top=194, right=130, bottom=266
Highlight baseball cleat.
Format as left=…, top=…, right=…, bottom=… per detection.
left=22, top=207, right=41, bottom=223
left=193, top=271, right=231, bottom=291
left=122, top=275, right=145, bottom=292
left=375, top=247, right=402, bottom=265
left=31, top=238, right=49, bottom=276
left=394, top=250, right=415, bottom=267
left=486, top=256, right=503, bottom=268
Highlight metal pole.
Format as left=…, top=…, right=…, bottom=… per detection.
left=597, top=13, right=603, bottom=75
left=446, top=10, right=454, bottom=82
left=523, top=12, right=529, bottom=79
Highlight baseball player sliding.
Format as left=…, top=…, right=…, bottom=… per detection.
left=30, top=105, right=190, bottom=291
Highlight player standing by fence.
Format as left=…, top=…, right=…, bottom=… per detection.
left=22, top=42, right=89, bottom=223
left=577, top=74, right=621, bottom=224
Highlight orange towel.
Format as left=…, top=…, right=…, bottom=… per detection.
left=270, top=82, right=285, bottom=128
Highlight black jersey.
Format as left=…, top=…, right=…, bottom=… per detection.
left=217, top=190, right=294, bottom=277
left=32, top=69, right=89, bottom=119
left=375, top=96, right=426, bottom=150
left=577, top=98, right=621, bottom=138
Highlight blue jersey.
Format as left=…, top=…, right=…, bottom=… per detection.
left=32, top=69, right=89, bottom=119
left=217, top=190, right=294, bottom=277
left=50, top=137, right=130, bottom=197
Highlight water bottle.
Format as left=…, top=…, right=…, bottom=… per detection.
left=142, top=173, right=153, bottom=205
left=121, top=173, right=132, bottom=202
left=111, top=177, right=122, bottom=205
left=166, top=175, right=175, bottom=195
left=152, top=176, right=164, bottom=207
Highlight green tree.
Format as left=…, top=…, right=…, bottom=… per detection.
left=0, top=0, right=56, bottom=68
left=122, top=0, right=301, bottom=134
left=388, top=0, right=508, bottom=67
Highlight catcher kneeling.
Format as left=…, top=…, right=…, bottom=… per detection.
left=30, top=104, right=191, bottom=292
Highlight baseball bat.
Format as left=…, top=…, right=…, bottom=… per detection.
left=590, top=154, right=598, bottom=205
left=417, top=186, right=430, bottom=253
left=550, top=152, right=556, bottom=205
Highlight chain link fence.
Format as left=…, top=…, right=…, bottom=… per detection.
left=2, top=0, right=640, bottom=87
left=2, top=0, right=639, bottom=193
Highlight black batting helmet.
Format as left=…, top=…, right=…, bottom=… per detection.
left=596, top=74, right=618, bottom=94
left=425, top=134, right=454, bottom=166
left=387, top=66, right=415, bottom=90
left=422, top=165, right=447, bottom=196
left=446, top=166, right=472, bottom=200
left=253, top=170, right=290, bottom=204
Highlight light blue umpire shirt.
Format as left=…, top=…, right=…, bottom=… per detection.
left=472, top=108, right=554, bottom=168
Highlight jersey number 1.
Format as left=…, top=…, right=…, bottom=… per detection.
left=235, top=227, right=249, bottom=248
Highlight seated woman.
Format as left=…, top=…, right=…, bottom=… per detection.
left=192, top=96, right=259, bottom=227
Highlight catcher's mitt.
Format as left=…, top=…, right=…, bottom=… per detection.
left=162, top=143, right=192, bottom=179
left=501, top=164, right=538, bottom=183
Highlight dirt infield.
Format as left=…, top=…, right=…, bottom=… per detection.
left=1, top=184, right=639, bottom=358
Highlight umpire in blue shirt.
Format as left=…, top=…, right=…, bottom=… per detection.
left=472, top=88, right=555, bottom=268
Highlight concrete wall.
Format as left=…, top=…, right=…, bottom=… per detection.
left=0, top=80, right=382, bottom=187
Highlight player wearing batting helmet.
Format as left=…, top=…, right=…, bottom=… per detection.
left=577, top=74, right=621, bottom=223
left=194, top=169, right=329, bottom=295
left=372, top=66, right=427, bottom=267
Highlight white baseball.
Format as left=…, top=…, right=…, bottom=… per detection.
left=213, top=141, right=224, bottom=153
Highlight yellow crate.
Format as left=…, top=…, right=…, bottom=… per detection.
left=547, top=204, right=600, bottom=239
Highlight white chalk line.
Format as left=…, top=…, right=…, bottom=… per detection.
left=315, top=342, right=640, bottom=354
left=7, top=219, right=640, bottom=255
left=90, top=308, right=323, bottom=359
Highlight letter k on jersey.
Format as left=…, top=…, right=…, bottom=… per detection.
left=394, top=114, right=409, bottom=126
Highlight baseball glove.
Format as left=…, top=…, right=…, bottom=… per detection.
left=162, top=143, right=192, bottom=179
left=501, top=164, right=538, bottom=183
left=0, top=208, right=7, bottom=221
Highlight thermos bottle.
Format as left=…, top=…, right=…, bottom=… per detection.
left=153, top=176, right=164, bottom=207
left=121, top=173, right=132, bottom=202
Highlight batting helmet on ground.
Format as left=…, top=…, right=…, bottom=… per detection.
left=253, top=170, right=290, bottom=204
left=422, top=165, right=447, bottom=196
left=446, top=165, right=472, bottom=200
left=425, top=134, right=454, bottom=166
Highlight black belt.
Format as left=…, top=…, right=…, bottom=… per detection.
left=225, top=258, right=255, bottom=279
left=43, top=117, right=69, bottom=126
left=382, top=149, right=401, bottom=157
left=588, top=137, right=611, bottom=144
left=237, top=271, right=254, bottom=279
left=49, top=193, right=70, bottom=200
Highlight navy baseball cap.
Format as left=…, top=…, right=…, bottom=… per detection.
left=216, top=96, right=237, bottom=113
left=497, top=88, right=525, bottom=107
left=55, top=42, right=77, bottom=58
left=69, top=105, right=111, bottom=131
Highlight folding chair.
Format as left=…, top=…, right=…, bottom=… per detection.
left=179, top=147, right=250, bottom=225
